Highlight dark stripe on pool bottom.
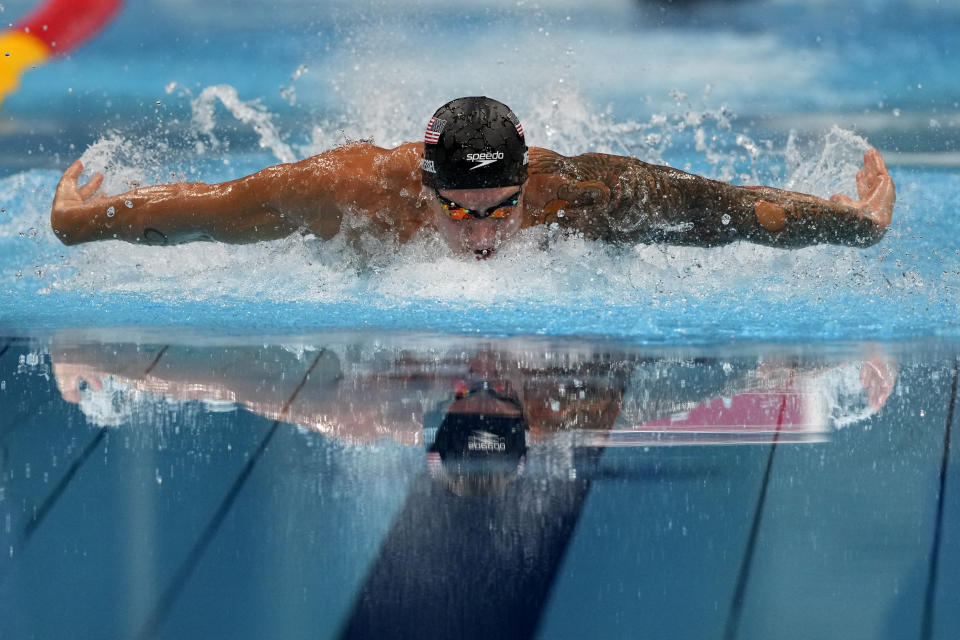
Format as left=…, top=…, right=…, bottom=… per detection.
left=7, top=346, right=171, bottom=547
left=19, top=428, right=107, bottom=543
left=338, top=452, right=600, bottom=640
left=143, top=345, right=169, bottom=376
left=723, top=366, right=795, bottom=640
left=137, top=349, right=326, bottom=640
left=921, top=359, right=959, bottom=640
left=0, top=342, right=10, bottom=362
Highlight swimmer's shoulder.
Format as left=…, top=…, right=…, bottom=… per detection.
left=522, top=148, right=654, bottom=230
left=529, top=147, right=655, bottom=180
left=268, top=141, right=425, bottom=239
left=528, top=147, right=569, bottom=177
left=293, top=141, right=423, bottom=178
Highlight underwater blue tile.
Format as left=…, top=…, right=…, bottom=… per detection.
left=736, top=360, right=952, bottom=640
left=0, top=341, right=284, bottom=640
left=931, top=363, right=960, bottom=640
left=1, top=341, right=139, bottom=576
left=537, top=444, right=770, bottom=640
left=154, top=419, right=423, bottom=640
left=0, top=396, right=94, bottom=573
left=0, top=342, right=58, bottom=434
left=0, top=409, right=276, bottom=640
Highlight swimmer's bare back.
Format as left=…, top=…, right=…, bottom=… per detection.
left=51, top=142, right=894, bottom=248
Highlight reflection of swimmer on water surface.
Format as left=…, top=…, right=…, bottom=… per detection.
left=51, top=343, right=634, bottom=444
left=51, top=97, right=895, bottom=259
left=50, top=341, right=897, bottom=448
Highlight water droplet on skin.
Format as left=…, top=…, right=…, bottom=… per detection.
left=106, top=206, right=115, bottom=217
left=721, top=214, right=731, bottom=225
left=124, top=200, right=133, bottom=208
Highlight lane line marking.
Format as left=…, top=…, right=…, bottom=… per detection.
left=137, top=350, right=325, bottom=640
left=724, top=365, right=795, bottom=640
left=921, top=359, right=958, bottom=640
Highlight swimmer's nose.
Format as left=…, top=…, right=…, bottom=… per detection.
left=462, top=220, right=500, bottom=249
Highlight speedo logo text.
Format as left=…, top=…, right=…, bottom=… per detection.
left=466, top=151, right=504, bottom=170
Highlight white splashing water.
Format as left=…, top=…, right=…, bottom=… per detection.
left=182, top=84, right=297, bottom=164
left=782, top=126, right=870, bottom=199
left=2, top=80, right=904, bottom=338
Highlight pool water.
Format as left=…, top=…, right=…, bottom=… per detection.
left=0, top=0, right=958, bottom=342
left=1, top=0, right=959, bottom=637
left=1, top=332, right=959, bottom=639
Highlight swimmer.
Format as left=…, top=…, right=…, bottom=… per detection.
left=50, top=96, right=895, bottom=259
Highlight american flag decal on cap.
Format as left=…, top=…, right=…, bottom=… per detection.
left=425, top=117, right=446, bottom=144
left=507, top=110, right=524, bottom=136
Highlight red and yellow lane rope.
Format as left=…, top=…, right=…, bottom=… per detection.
left=1, top=0, right=123, bottom=106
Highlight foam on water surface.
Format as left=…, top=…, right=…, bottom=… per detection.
left=0, top=96, right=955, bottom=342
left=1, top=0, right=957, bottom=341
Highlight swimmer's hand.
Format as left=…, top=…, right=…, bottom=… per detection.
left=828, top=148, right=895, bottom=230
left=50, top=160, right=107, bottom=243
left=54, top=159, right=106, bottom=209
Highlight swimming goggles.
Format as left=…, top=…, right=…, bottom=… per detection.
left=452, top=379, right=518, bottom=404
left=436, top=189, right=521, bottom=220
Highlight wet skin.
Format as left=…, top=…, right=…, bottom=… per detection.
left=50, top=340, right=897, bottom=447
left=50, top=141, right=896, bottom=252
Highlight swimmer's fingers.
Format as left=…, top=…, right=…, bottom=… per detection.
left=77, top=171, right=104, bottom=201
left=54, top=160, right=84, bottom=202
left=856, top=166, right=880, bottom=198
left=864, top=147, right=889, bottom=178
left=860, top=356, right=898, bottom=410
left=849, top=148, right=895, bottom=229
left=864, top=151, right=895, bottom=228
left=856, top=150, right=876, bottom=195
left=55, top=160, right=105, bottom=209
left=857, top=148, right=893, bottom=198
left=865, top=174, right=895, bottom=228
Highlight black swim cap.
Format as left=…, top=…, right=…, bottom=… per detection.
left=421, top=96, right=528, bottom=190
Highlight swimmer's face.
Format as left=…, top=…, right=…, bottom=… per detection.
left=428, top=185, right=525, bottom=260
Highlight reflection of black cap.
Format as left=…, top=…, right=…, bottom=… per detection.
left=432, top=412, right=527, bottom=470
left=421, top=96, right=528, bottom=190
left=427, top=388, right=528, bottom=496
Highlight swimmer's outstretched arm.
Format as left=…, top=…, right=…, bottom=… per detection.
left=528, top=147, right=895, bottom=248
left=50, top=143, right=422, bottom=245
left=51, top=160, right=303, bottom=245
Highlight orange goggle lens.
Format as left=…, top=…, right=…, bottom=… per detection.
left=437, top=191, right=521, bottom=221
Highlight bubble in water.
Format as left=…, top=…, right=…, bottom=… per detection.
left=721, top=214, right=731, bottom=225
left=106, top=206, right=115, bottom=217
